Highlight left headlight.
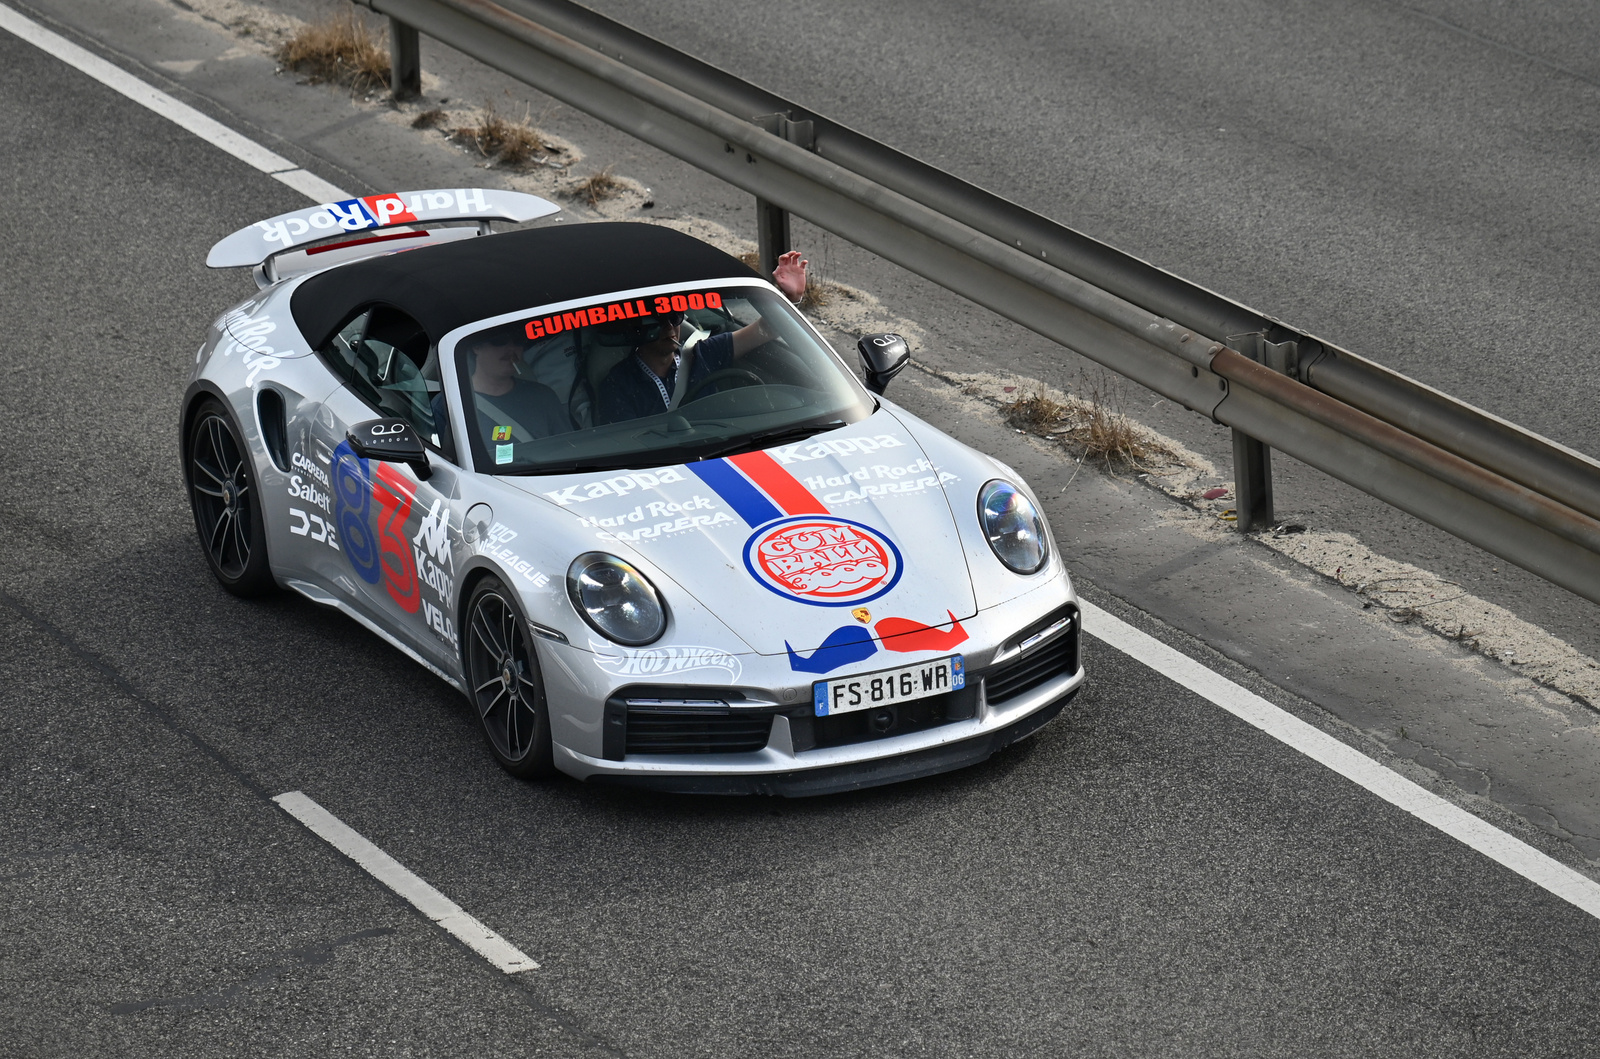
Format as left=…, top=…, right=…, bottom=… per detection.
left=566, top=552, right=667, bottom=646
left=978, top=480, right=1049, bottom=574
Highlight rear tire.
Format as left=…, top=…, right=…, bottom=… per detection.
left=464, top=577, right=556, bottom=779
left=187, top=398, right=275, bottom=597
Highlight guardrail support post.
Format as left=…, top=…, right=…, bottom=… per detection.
left=752, top=114, right=816, bottom=278
left=756, top=197, right=791, bottom=279
left=1225, top=333, right=1297, bottom=531
left=1231, top=429, right=1274, bottom=531
left=389, top=17, right=421, bottom=101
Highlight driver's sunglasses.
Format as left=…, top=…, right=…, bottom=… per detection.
left=635, top=311, right=686, bottom=344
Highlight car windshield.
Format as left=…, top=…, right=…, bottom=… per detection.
left=447, top=282, right=875, bottom=474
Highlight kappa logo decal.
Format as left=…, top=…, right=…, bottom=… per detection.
left=743, top=516, right=902, bottom=607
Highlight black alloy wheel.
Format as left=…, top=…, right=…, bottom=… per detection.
left=464, top=577, right=555, bottom=779
left=187, top=398, right=274, bottom=597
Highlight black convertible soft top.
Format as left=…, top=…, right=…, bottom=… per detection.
left=289, top=221, right=761, bottom=350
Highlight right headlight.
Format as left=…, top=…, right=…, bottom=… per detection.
left=566, top=552, right=667, bottom=646
left=978, top=479, right=1048, bottom=574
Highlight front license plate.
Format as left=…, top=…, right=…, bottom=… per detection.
left=813, top=655, right=965, bottom=717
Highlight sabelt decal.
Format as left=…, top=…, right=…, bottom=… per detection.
left=591, top=641, right=742, bottom=681
left=786, top=612, right=970, bottom=674
left=744, top=516, right=902, bottom=607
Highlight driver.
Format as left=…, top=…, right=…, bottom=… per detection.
left=596, top=251, right=809, bottom=425
left=433, top=329, right=569, bottom=460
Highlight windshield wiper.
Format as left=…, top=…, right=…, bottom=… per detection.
left=687, top=419, right=848, bottom=461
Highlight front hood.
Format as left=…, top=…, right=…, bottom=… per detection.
left=505, top=411, right=980, bottom=660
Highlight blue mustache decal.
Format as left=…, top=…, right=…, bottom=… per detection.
left=785, top=624, right=878, bottom=674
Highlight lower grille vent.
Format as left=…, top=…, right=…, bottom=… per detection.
left=986, top=606, right=1079, bottom=705
left=624, top=706, right=772, bottom=755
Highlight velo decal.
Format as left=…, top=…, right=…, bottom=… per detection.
left=743, top=516, right=902, bottom=607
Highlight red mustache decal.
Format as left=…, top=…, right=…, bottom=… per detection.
left=875, top=611, right=969, bottom=653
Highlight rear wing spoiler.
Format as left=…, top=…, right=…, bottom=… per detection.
left=206, top=187, right=560, bottom=274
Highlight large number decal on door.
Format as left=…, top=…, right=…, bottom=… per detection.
left=371, top=462, right=421, bottom=614
left=331, top=440, right=421, bottom=613
left=332, top=440, right=381, bottom=584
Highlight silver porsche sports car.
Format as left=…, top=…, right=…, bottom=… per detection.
left=184, top=188, right=1083, bottom=794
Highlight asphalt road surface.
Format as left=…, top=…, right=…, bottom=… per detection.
left=575, top=0, right=1600, bottom=659
left=4, top=9, right=1600, bottom=1058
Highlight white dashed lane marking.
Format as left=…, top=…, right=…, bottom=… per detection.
left=274, top=791, right=538, bottom=974
left=0, top=2, right=348, bottom=202
left=1082, top=600, right=1600, bottom=922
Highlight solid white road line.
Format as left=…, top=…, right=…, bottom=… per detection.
left=8, top=0, right=1597, bottom=939
left=1079, top=599, right=1600, bottom=922
left=0, top=2, right=348, bottom=202
left=273, top=791, right=538, bottom=974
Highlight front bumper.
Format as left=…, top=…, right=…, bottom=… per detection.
left=554, top=623, right=1084, bottom=796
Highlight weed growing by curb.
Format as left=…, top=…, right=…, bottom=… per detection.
left=450, top=103, right=550, bottom=168
left=569, top=166, right=624, bottom=206
left=276, top=14, right=389, bottom=93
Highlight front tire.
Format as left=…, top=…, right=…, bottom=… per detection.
left=187, top=398, right=274, bottom=597
left=464, top=577, right=555, bottom=779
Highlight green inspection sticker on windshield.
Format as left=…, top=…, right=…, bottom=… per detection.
left=495, top=442, right=513, bottom=465
left=491, top=425, right=513, bottom=441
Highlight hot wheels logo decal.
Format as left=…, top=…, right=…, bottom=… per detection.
left=744, top=516, right=902, bottom=607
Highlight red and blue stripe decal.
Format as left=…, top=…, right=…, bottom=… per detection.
left=687, top=452, right=969, bottom=672
left=686, top=451, right=826, bottom=526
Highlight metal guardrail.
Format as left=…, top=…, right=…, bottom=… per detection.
left=355, top=0, right=1600, bottom=605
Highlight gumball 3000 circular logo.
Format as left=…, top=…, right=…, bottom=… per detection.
left=743, top=516, right=903, bottom=606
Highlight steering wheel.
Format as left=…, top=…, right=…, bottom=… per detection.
left=683, top=367, right=765, bottom=404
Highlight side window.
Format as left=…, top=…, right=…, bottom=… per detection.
left=321, top=307, right=455, bottom=461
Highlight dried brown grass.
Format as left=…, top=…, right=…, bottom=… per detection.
left=410, top=108, right=447, bottom=130
left=450, top=104, right=548, bottom=167
left=1002, top=374, right=1167, bottom=469
left=276, top=14, right=389, bottom=93
left=571, top=166, right=625, bottom=206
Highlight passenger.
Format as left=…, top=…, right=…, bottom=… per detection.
left=597, top=250, right=809, bottom=425
left=434, top=330, right=569, bottom=459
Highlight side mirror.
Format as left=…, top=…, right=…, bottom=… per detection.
left=857, top=333, right=910, bottom=395
left=347, top=418, right=432, bottom=480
